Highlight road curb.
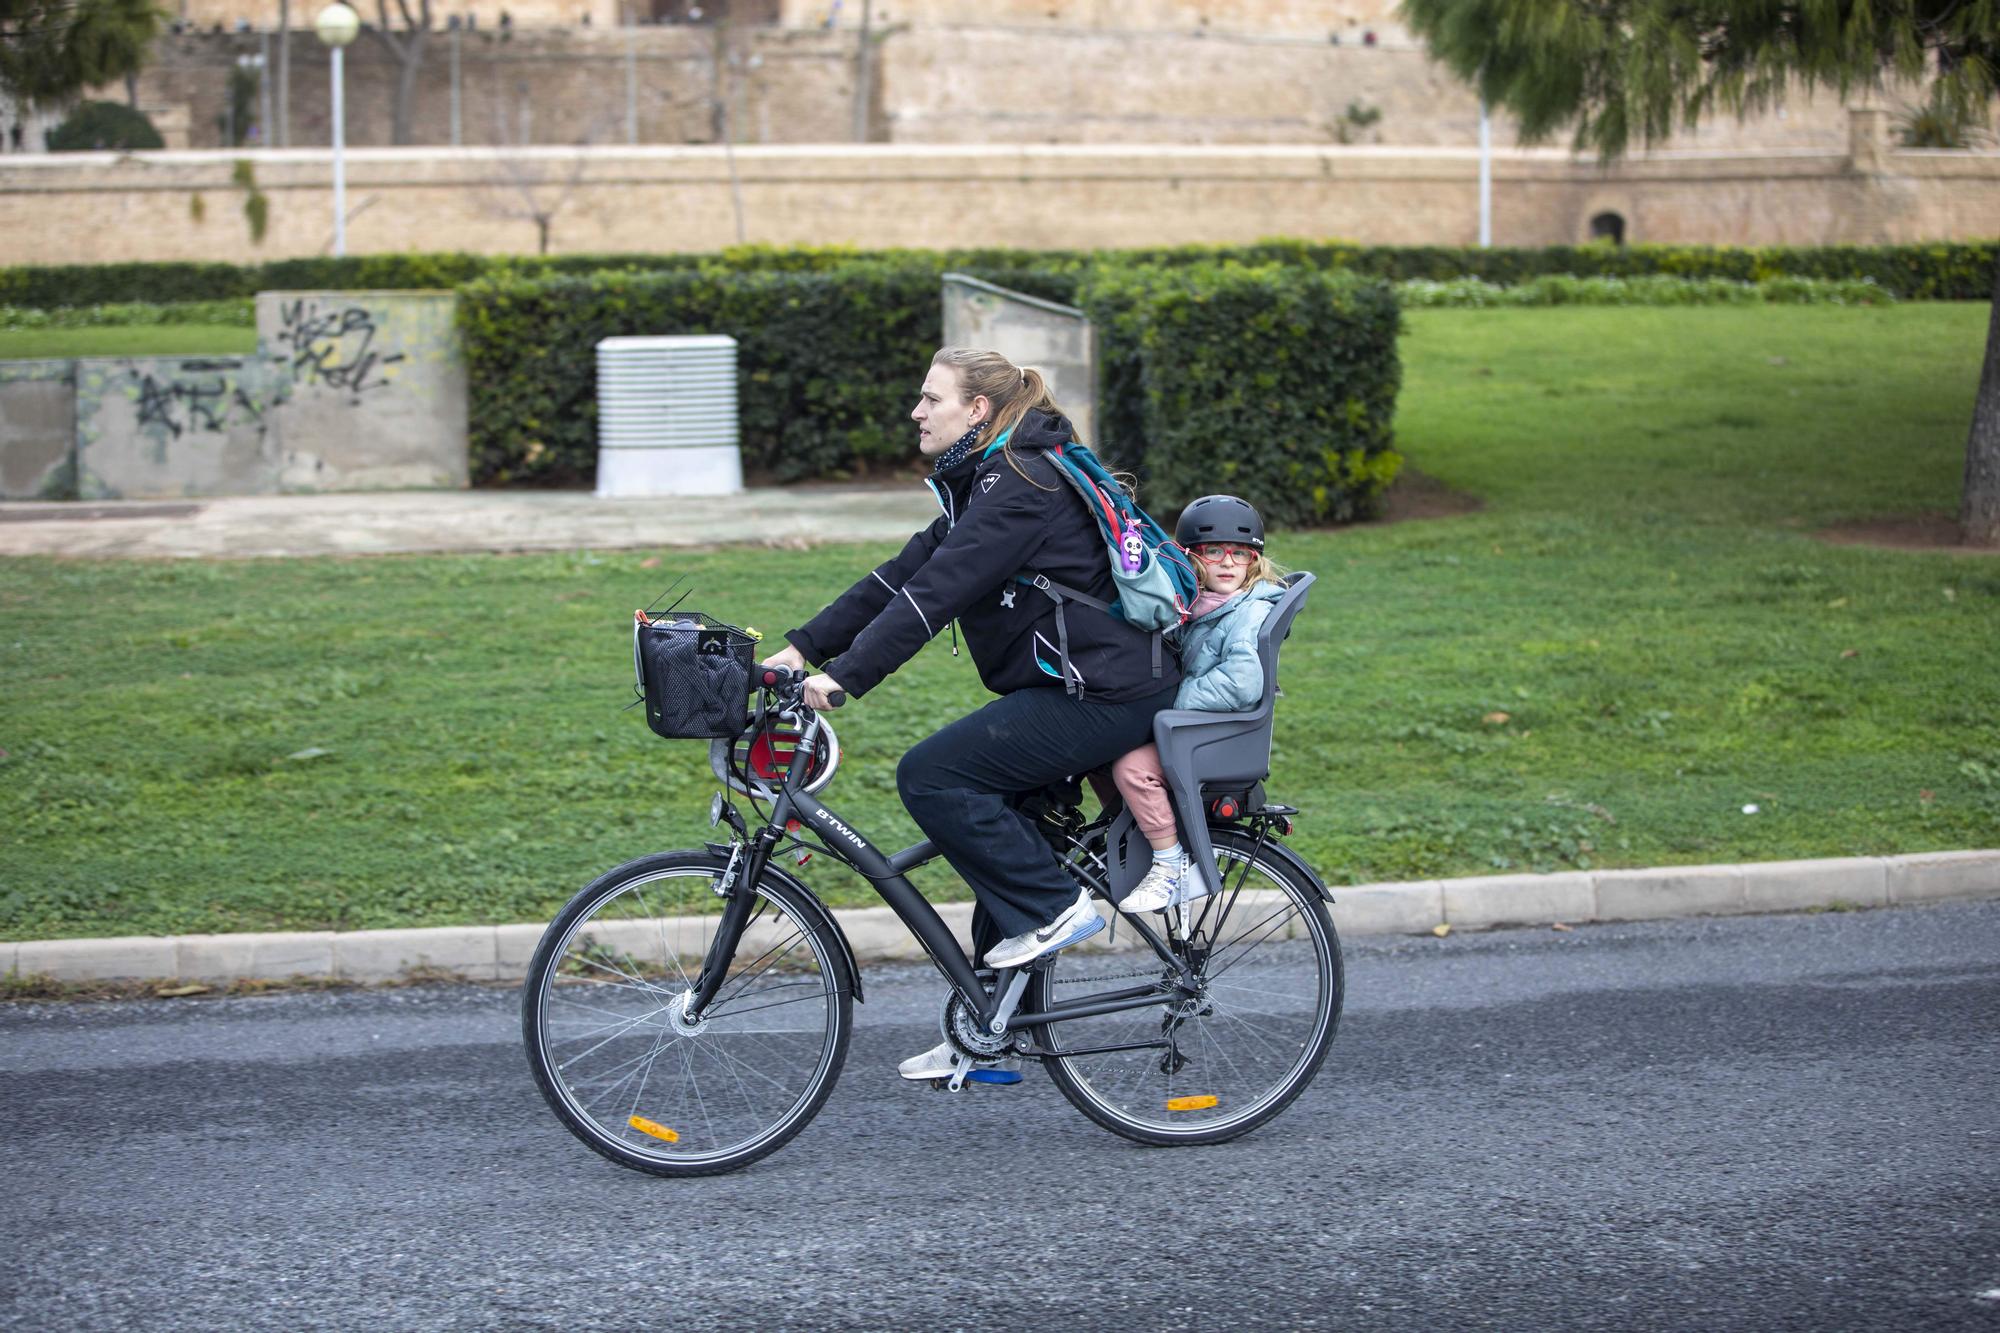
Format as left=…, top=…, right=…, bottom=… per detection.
left=8, top=850, right=1999, bottom=987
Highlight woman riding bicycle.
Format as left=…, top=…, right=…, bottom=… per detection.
left=759, top=347, right=1181, bottom=1079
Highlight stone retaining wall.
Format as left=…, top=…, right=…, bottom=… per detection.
left=4, top=127, right=1994, bottom=265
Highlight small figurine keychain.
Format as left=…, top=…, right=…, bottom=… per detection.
left=1118, top=518, right=1146, bottom=573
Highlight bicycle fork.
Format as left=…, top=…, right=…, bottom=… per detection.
left=684, top=824, right=779, bottom=1019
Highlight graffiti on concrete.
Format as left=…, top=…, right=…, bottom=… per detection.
left=273, top=299, right=407, bottom=399
left=131, top=364, right=273, bottom=441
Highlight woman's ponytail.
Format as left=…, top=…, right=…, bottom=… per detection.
left=931, top=348, right=1068, bottom=489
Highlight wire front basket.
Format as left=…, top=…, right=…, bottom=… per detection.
left=632, top=614, right=758, bottom=740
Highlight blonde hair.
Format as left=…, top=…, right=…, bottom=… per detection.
left=930, top=347, right=1067, bottom=490
left=1195, top=549, right=1288, bottom=594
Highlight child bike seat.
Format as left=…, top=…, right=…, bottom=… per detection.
left=1101, top=571, right=1314, bottom=905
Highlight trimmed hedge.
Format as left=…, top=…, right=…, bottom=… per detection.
left=6, top=240, right=1992, bottom=309
left=458, top=261, right=941, bottom=486
left=0, top=253, right=700, bottom=310
left=0, top=299, right=255, bottom=329
left=460, top=257, right=1404, bottom=525
left=1393, top=274, right=1896, bottom=307
left=1081, top=263, right=1402, bottom=526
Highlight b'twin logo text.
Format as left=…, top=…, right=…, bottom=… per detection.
left=811, top=808, right=867, bottom=850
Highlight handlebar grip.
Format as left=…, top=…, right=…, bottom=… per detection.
left=825, top=691, right=846, bottom=709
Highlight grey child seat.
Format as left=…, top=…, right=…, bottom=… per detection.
left=1102, top=571, right=1315, bottom=905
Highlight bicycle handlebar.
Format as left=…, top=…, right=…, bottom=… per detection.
left=757, top=664, right=845, bottom=709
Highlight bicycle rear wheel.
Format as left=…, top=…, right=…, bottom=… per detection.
left=521, top=850, right=853, bottom=1177
left=1036, top=827, right=1343, bottom=1146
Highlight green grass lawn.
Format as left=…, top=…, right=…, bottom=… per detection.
left=0, top=326, right=257, bottom=361
left=2, top=303, right=1996, bottom=940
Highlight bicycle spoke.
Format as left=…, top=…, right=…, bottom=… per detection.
left=1038, top=836, right=1339, bottom=1142
left=554, top=1000, right=676, bottom=1070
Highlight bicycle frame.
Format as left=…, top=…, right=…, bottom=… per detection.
left=686, top=699, right=1208, bottom=1043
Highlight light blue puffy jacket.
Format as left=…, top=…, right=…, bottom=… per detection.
left=1172, top=580, right=1287, bottom=712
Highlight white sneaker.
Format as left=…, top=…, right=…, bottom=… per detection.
left=982, top=889, right=1104, bottom=970
left=1120, top=855, right=1186, bottom=913
left=896, top=1040, right=1017, bottom=1082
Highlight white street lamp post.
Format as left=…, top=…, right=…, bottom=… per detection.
left=1477, top=95, right=1492, bottom=248
left=314, top=1, right=360, bottom=257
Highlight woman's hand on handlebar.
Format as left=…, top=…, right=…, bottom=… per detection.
left=802, top=673, right=847, bottom=711
left=760, top=643, right=809, bottom=674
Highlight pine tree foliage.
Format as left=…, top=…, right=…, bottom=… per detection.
left=0, top=0, right=164, bottom=106
left=1400, top=0, right=1999, bottom=158
left=1400, top=0, right=2000, bottom=543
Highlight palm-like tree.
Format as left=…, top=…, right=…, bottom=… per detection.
left=1, top=0, right=164, bottom=107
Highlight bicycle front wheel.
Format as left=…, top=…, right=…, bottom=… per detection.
left=521, top=850, right=853, bottom=1177
left=1037, top=827, right=1343, bottom=1146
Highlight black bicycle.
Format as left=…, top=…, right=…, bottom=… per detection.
left=522, top=665, right=1344, bottom=1177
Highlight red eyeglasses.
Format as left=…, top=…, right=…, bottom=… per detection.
left=1194, top=544, right=1257, bottom=564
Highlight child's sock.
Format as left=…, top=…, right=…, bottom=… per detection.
left=1155, top=842, right=1185, bottom=871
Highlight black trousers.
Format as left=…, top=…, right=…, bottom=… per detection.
left=896, top=683, right=1178, bottom=953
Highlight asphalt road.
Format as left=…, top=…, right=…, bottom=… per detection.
left=3, top=902, right=1996, bottom=1331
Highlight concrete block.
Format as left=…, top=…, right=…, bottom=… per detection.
left=257, top=291, right=469, bottom=492
left=1442, top=872, right=1594, bottom=930
left=1885, top=850, right=2000, bottom=904
left=15, top=936, right=175, bottom=982
left=495, top=923, right=547, bottom=979
left=176, top=931, right=336, bottom=982
left=333, top=926, right=498, bottom=983
left=1741, top=858, right=1889, bottom=913
left=942, top=274, right=1095, bottom=446
left=74, top=355, right=284, bottom=500
left=1594, top=864, right=1745, bottom=921
left=0, top=360, right=77, bottom=500
left=1328, top=882, right=1444, bottom=937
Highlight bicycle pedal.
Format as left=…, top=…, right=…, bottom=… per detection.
left=963, top=1068, right=1023, bottom=1085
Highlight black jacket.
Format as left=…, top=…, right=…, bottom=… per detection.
left=786, top=410, right=1182, bottom=704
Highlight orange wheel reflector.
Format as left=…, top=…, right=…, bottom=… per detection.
left=1165, top=1095, right=1219, bottom=1112
left=628, top=1115, right=680, bottom=1142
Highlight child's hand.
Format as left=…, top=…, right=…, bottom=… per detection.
left=634, top=609, right=650, bottom=625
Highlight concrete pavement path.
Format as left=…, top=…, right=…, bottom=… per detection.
left=3, top=903, right=1996, bottom=1330
left=0, top=486, right=941, bottom=559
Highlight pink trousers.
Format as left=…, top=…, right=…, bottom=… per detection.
left=1098, top=743, right=1179, bottom=845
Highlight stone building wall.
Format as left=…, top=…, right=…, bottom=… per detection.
left=871, top=29, right=1872, bottom=150
left=127, top=27, right=855, bottom=151
left=4, top=127, right=1993, bottom=266
left=164, top=0, right=1409, bottom=37
left=112, top=21, right=1905, bottom=153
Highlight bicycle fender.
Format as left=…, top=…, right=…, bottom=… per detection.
left=708, top=844, right=866, bottom=1003
left=1214, top=825, right=1337, bottom=905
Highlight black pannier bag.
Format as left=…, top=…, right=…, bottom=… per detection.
left=633, top=614, right=758, bottom=740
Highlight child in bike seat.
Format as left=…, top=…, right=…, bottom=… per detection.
left=1107, top=494, right=1287, bottom=913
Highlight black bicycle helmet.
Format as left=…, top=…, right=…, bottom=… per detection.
left=1176, top=494, right=1265, bottom=550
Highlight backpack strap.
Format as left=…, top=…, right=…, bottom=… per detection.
left=1020, top=571, right=1165, bottom=692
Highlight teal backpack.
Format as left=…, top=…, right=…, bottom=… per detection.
left=1017, top=438, right=1201, bottom=694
